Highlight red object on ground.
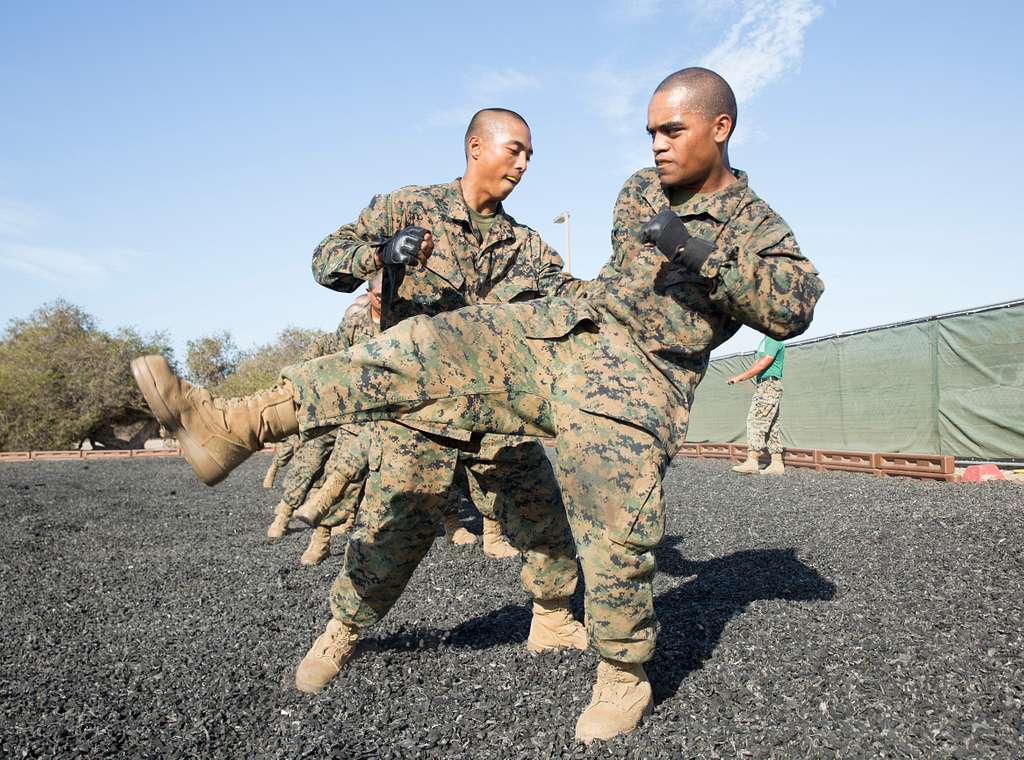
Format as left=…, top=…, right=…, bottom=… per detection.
left=960, top=464, right=1006, bottom=482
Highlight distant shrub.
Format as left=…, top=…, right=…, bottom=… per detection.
left=212, top=326, right=321, bottom=398
left=185, top=331, right=239, bottom=387
left=0, top=300, right=173, bottom=451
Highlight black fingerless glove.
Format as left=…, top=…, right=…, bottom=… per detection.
left=639, top=209, right=715, bottom=272
left=379, top=225, right=428, bottom=267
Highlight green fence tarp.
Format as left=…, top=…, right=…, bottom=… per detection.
left=686, top=301, right=1024, bottom=460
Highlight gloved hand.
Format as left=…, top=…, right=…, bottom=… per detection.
left=639, top=209, right=690, bottom=258
left=640, top=209, right=715, bottom=272
left=378, top=225, right=431, bottom=268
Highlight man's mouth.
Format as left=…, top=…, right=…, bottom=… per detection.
left=504, top=175, right=519, bottom=185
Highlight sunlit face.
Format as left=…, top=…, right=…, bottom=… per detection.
left=468, top=118, right=533, bottom=201
left=646, top=88, right=731, bottom=188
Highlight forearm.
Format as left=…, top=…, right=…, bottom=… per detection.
left=312, top=193, right=396, bottom=292
left=312, top=226, right=386, bottom=292
left=701, top=244, right=823, bottom=340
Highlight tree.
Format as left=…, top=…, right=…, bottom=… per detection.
left=213, top=326, right=321, bottom=397
left=0, top=300, right=173, bottom=451
left=185, top=331, right=239, bottom=387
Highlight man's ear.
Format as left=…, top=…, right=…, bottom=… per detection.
left=466, top=135, right=482, bottom=160
left=712, top=114, right=732, bottom=145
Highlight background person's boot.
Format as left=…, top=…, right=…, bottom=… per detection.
left=262, top=459, right=280, bottom=489
left=443, top=512, right=477, bottom=545
left=300, top=526, right=331, bottom=565
left=295, top=619, right=359, bottom=693
left=526, top=597, right=587, bottom=653
left=574, top=658, right=653, bottom=745
left=295, top=473, right=344, bottom=527
left=482, top=516, right=518, bottom=558
left=266, top=500, right=293, bottom=539
left=131, top=355, right=298, bottom=486
left=731, top=451, right=762, bottom=475
left=761, top=453, right=785, bottom=476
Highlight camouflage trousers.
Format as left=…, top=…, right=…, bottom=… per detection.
left=274, top=434, right=301, bottom=469
left=283, top=302, right=671, bottom=663
left=746, top=378, right=783, bottom=454
left=328, top=422, right=577, bottom=628
left=281, top=432, right=336, bottom=509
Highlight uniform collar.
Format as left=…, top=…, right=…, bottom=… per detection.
left=441, top=178, right=515, bottom=247
left=643, top=168, right=750, bottom=223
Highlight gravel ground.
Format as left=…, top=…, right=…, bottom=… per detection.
left=1, top=455, right=1022, bottom=759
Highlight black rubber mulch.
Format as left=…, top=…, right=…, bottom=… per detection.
left=1, top=456, right=1021, bottom=758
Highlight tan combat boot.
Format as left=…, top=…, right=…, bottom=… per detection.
left=131, top=355, right=298, bottom=486
left=266, top=500, right=293, bottom=539
left=294, top=473, right=345, bottom=527
left=526, top=597, right=588, bottom=653
left=482, top=516, right=518, bottom=558
left=295, top=618, right=359, bottom=693
left=760, top=453, right=785, bottom=476
left=300, top=526, right=331, bottom=566
left=262, top=459, right=280, bottom=489
left=442, top=512, right=477, bottom=545
left=575, top=658, right=654, bottom=745
left=731, top=451, right=761, bottom=475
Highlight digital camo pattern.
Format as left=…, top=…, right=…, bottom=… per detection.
left=746, top=377, right=783, bottom=454
left=329, top=425, right=577, bottom=627
left=308, top=179, right=587, bottom=630
left=273, top=435, right=300, bottom=468
left=280, top=301, right=381, bottom=509
left=282, top=169, right=823, bottom=660
left=310, top=179, right=585, bottom=330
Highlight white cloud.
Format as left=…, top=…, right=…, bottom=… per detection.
left=428, top=67, right=542, bottom=128
left=587, top=0, right=823, bottom=144
left=700, top=0, right=824, bottom=103
left=0, top=199, right=142, bottom=285
left=0, top=201, right=45, bottom=240
left=472, top=67, right=540, bottom=95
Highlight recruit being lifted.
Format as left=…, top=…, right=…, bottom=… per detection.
left=131, top=67, right=824, bottom=743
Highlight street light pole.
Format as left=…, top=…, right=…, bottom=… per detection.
left=553, top=211, right=572, bottom=272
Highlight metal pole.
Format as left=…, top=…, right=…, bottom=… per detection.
left=564, top=212, right=572, bottom=272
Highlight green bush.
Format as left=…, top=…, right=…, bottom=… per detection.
left=0, top=300, right=173, bottom=451
left=213, top=326, right=321, bottom=397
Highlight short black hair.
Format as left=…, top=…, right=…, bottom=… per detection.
left=654, top=67, right=737, bottom=138
left=464, top=108, right=530, bottom=156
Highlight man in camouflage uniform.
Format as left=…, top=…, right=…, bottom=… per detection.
left=287, top=107, right=585, bottom=676
left=728, top=334, right=786, bottom=475
left=132, top=68, right=824, bottom=743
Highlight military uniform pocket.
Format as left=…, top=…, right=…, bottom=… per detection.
left=606, top=460, right=666, bottom=552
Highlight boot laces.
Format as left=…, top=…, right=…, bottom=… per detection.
left=219, top=385, right=286, bottom=409
left=316, top=623, right=356, bottom=663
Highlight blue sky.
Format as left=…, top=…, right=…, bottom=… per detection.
left=2, top=1, right=1022, bottom=359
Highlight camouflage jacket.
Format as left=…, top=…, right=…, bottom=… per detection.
left=528, top=169, right=823, bottom=455
left=311, top=179, right=584, bottom=329
left=303, top=297, right=380, bottom=360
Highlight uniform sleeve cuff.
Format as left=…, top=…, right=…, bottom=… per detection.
left=351, top=245, right=382, bottom=280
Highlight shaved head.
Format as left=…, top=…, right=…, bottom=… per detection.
left=653, top=67, right=737, bottom=138
left=464, top=108, right=530, bottom=157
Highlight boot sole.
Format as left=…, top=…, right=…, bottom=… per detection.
left=526, top=638, right=588, bottom=654
left=577, top=696, right=654, bottom=745
left=130, top=356, right=226, bottom=486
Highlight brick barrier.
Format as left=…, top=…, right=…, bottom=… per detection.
left=0, top=448, right=276, bottom=462
left=681, top=444, right=959, bottom=483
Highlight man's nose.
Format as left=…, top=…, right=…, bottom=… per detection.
left=651, top=133, right=669, bottom=153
